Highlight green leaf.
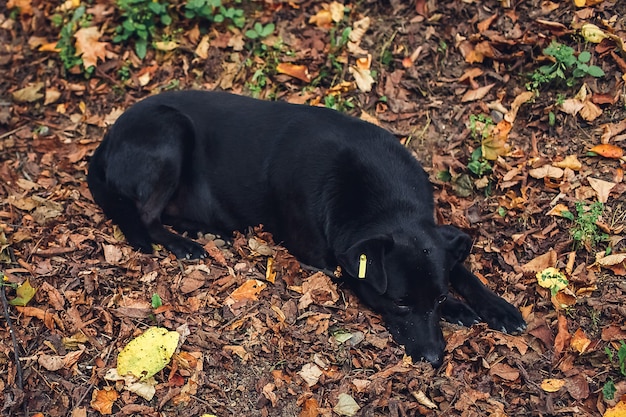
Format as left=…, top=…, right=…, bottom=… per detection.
left=578, top=51, right=591, bottom=63
left=135, top=39, right=147, bottom=59
left=151, top=293, right=163, bottom=309
left=602, top=379, right=616, bottom=400
left=245, top=29, right=258, bottom=39
left=587, top=65, right=605, bottom=77
left=161, top=14, right=172, bottom=25
left=261, top=23, right=275, bottom=37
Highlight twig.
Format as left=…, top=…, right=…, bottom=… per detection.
left=1, top=269, right=27, bottom=417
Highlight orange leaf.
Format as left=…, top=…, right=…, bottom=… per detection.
left=229, top=279, right=266, bottom=302
left=570, top=328, right=591, bottom=354
left=90, top=387, right=119, bottom=415
left=589, top=143, right=624, bottom=159
left=276, top=63, right=311, bottom=83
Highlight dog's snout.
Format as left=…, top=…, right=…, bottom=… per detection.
left=422, top=351, right=444, bottom=368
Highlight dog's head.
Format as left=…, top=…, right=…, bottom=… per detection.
left=337, top=225, right=472, bottom=367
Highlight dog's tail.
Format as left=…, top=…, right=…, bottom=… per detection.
left=87, top=136, right=153, bottom=253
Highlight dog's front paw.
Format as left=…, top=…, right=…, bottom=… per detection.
left=474, top=296, right=526, bottom=334
left=167, top=238, right=208, bottom=260
left=441, top=297, right=480, bottom=327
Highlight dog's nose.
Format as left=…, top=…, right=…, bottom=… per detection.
left=422, top=352, right=443, bottom=368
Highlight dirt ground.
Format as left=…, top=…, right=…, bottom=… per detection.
left=1, top=0, right=626, bottom=416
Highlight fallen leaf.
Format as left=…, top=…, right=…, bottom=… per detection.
left=223, top=345, right=250, bottom=361
left=329, top=1, right=344, bottom=22
left=412, top=390, right=438, bottom=409
left=504, top=91, right=534, bottom=123
left=603, top=400, right=626, bottom=417
left=489, top=362, right=520, bottom=381
left=541, top=378, right=566, bottom=392
left=554, top=155, right=582, bottom=170
left=309, top=9, right=333, bottom=29
left=117, top=327, right=180, bottom=380
left=588, top=177, right=616, bottom=203
left=74, top=26, right=107, bottom=69
left=9, top=279, right=37, bottom=306
left=536, top=267, right=568, bottom=296
left=546, top=203, right=571, bottom=217
left=529, top=165, right=564, bottom=179
left=12, top=82, right=44, bottom=102
left=554, top=314, right=570, bottom=354
left=461, top=83, right=495, bottom=102
left=522, top=250, right=557, bottom=273
left=349, top=66, right=375, bottom=92
left=334, top=393, right=360, bottom=416
left=570, top=328, right=591, bottom=354
left=276, top=63, right=311, bottom=83
left=228, top=279, right=266, bottom=303
left=298, top=363, right=323, bottom=387
left=589, top=144, right=624, bottom=159
left=90, top=387, right=119, bottom=415
left=581, top=23, right=608, bottom=43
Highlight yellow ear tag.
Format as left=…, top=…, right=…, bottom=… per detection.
left=358, top=254, right=367, bottom=279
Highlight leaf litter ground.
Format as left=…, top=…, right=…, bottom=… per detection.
left=1, top=0, right=626, bottom=416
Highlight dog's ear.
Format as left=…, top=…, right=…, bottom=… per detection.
left=438, top=225, right=472, bottom=263
left=337, top=235, right=393, bottom=294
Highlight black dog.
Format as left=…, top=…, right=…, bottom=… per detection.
left=88, top=91, right=525, bottom=366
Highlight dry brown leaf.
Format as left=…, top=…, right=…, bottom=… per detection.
left=329, top=1, right=344, bottom=22
left=522, top=250, right=557, bottom=274
left=349, top=66, right=374, bottom=93
left=489, top=362, right=520, bottom=381
left=298, top=272, right=339, bottom=309
left=298, top=363, right=323, bottom=387
left=504, top=91, right=534, bottom=123
left=461, top=83, right=495, bottom=102
left=554, top=314, right=570, bottom=354
left=588, top=177, right=616, bottom=203
left=194, top=35, right=210, bottom=59
left=546, top=203, right=571, bottom=217
left=529, top=165, right=564, bottom=179
left=600, top=120, right=626, bottom=143
left=74, top=26, right=107, bottom=69
left=223, top=345, right=250, bottom=361
left=12, top=82, right=44, bottom=103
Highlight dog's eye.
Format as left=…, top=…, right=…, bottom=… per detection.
left=437, top=294, right=447, bottom=305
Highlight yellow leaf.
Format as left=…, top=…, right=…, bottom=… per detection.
left=154, top=41, right=178, bottom=51
left=581, top=23, right=608, bottom=43
left=536, top=267, right=568, bottom=295
left=541, top=378, right=566, bottom=392
left=573, top=0, right=586, bottom=6
left=604, top=401, right=626, bottom=417
left=329, top=1, right=344, bottom=22
left=117, top=327, right=179, bottom=380
left=482, top=120, right=511, bottom=160
left=546, top=203, right=571, bottom=217
left=74, top=26, right=108, bottom=69
left=9, top=279, right=37, bottom=306
left=554, top=155, right=582, bottom=170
